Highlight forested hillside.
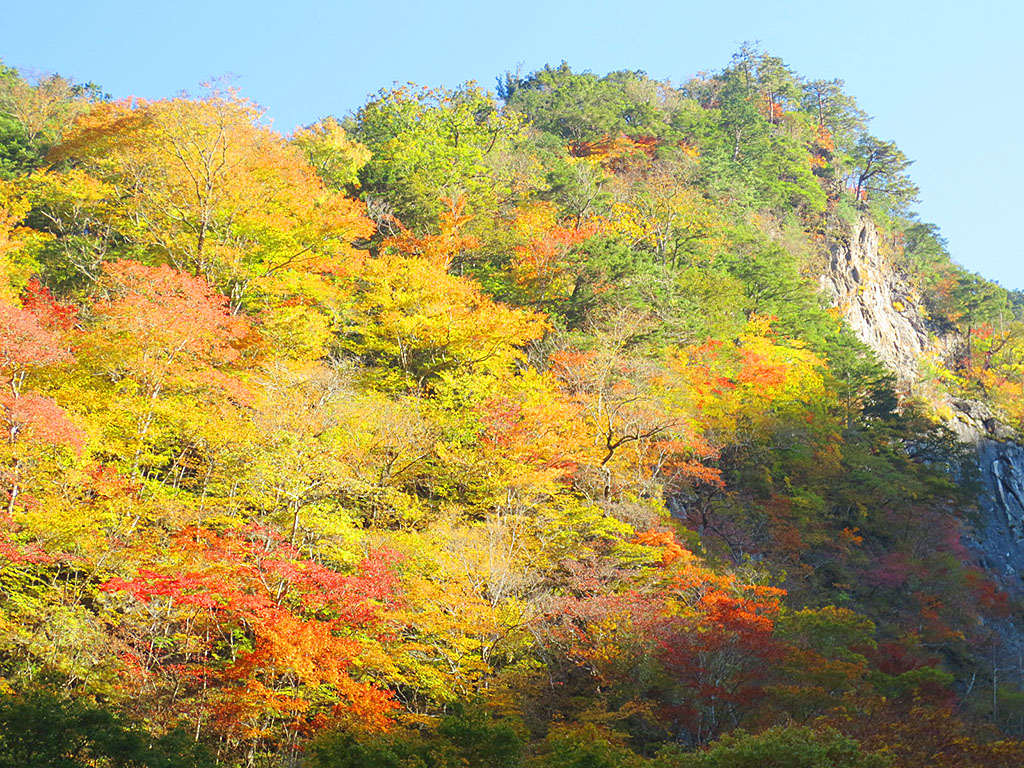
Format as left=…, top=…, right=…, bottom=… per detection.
left=2, top=49, right=1024, bottom=767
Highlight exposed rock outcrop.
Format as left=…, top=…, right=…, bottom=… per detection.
left=819, top=220, right=931, bottom=391
left=820, top=216, right=1024, bottom=597
left=977, top=439, right=1024, bottom=595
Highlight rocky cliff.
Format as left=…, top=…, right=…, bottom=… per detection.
left=821, top=217, right=1024, bottom=598
left=977, top=440, right=1024, bottom=595
left=819, top=220, right=932, bottom=392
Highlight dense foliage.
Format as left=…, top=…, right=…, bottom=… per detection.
left=1, top=49, right=1023, bottom=766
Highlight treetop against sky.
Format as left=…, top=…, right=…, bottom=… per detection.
left=2, top=0, right=1021, bottom=288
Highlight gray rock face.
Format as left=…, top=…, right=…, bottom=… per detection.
left=819, top=217, right=1024, bottom=597
left=976, top=439, right=1024, bottom=596
left=819, top=220, right=932, bottom=392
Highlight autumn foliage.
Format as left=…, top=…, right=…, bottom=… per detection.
left=0, top=52, right=1018, bottom=768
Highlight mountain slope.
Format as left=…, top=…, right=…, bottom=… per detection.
left=1, top=50, right=1024, bottom=766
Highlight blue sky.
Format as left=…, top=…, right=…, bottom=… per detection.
left=3, top=0, right=1021, bottom=288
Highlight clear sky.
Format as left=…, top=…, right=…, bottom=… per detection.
left=2, top=0, right=1021, bottom=288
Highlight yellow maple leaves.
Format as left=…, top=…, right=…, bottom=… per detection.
left=50, top=89, right=374, bottom=298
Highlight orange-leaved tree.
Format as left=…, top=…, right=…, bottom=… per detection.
left=81, top=260, right=249, bottom=477
left=101, top=525, right=404, bottom=760
left=0, top=279, right=80, bottom=514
